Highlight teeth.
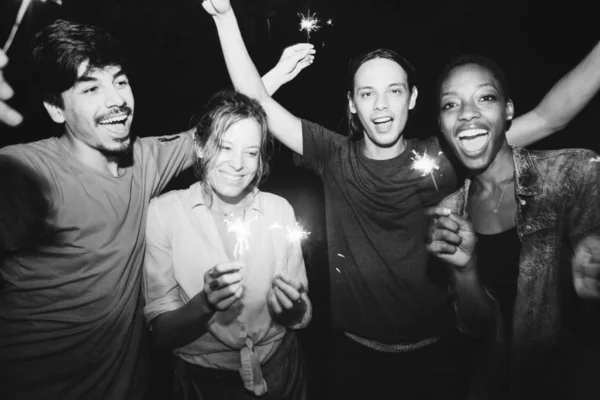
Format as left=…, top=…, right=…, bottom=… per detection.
left=458, top=128, right=487, bottom=139
left=373, top=117, right=392, bottom=124
left=99, top=115, right=128, bottom=125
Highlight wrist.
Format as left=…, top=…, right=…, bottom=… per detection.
left=212, top=10, right=236, bottom=24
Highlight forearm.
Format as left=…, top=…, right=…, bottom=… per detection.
left=508, top=41, right=600, bottom=146
left=212, top=11, right=269, bottom=101
left=451, top=258, right=497, bottom=337
left=150, top=291, right=214, bottom=350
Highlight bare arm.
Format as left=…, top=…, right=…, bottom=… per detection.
left=508, top=40, right=600, bottom=147
left=203, top=0, right=310, bottom=155
left=0, top=49, right=23, bottom=127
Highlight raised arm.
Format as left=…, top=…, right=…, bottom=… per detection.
left=203, top=0, right=312, bottom=155
left=508, top=40, right=600, bottom=147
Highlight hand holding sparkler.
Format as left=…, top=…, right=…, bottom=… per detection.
left=268, top=273, right=306, bottom=317
left=425, top=207, right=476, bottom=270
left=265, top=43, right=315, bottom=91
left=203, top=261, right=245, bottom=312
left=0, top=50, right=23, bottom=127
left=411, top=150, right=440, bottom=191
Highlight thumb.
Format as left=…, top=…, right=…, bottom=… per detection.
left=448, top=213, right=473, bottom=232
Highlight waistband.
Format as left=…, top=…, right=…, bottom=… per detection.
left=344, top=332, right=440, bottom=353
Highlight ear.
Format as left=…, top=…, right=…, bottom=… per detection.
left=409, top=86, right=418, bottom=110
left=506, top=99, right=514, bottom=121
left=347, top=92, right=357, bottom=114
left=43, top=101, right=65, bottom=124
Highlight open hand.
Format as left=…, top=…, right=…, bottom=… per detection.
left=274, top=43, right=315, bottom=86
left=426, top=207, right=476, bottom=269
left=0, top=50, right=23, bottom=127
left=203, top=261, right=244, bottom=311
left=573, top=236, right=600, bottom=301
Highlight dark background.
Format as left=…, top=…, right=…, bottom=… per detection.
left=1, top=0, right=598, bottom=397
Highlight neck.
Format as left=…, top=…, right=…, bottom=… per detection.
left=209, top=187, right=254, bottom=215
left=362, top=136, right=407, bottom=160
left=472, top=143, right=514, bottom=193
left=62, top=134, right=121, bottom=177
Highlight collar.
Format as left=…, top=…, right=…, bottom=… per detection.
left=512, top=146, right=541, bottom=197
left=189, top=181, right=264, bottom=214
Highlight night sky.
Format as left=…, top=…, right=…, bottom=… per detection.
left=1, top=0, right=599, bottom=252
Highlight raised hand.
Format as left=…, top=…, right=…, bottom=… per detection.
left=0, top=49, right=23, bottom=127
left=201, top=0, right=232, bottom=17
left=203, top=261, right=244, bottom=311
left=267, top=273, right=305, bottom=317
left=573, top=235, right=600, bottom=301
left=426, top=207, right=477, bottom=269
left=274, top=43, right=315, bottom=85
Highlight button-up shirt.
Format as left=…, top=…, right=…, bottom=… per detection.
left=143, top=182, right=309, bottom=393
left=439, top=146, right=600, bottom=400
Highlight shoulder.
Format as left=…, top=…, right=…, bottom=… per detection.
left=301, top=119, right=348, bottom=144
left=149, top=184, right=194, bottom=213
left=0, top=138, right=63, bottom=175
left=526, top=147, right=599, bottom=173
left=134, top=130, right=194, bottom=155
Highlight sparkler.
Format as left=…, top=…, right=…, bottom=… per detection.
left=3, top=0, right=62, bottom=53
left=298, top=10, right=320, bottom=43
left=269, top=220, right=310, bottom=273
left=411, top=150, right=440, bottom=191
left=224, top=214, right=257, bottom=260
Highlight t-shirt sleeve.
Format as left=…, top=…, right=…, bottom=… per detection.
left=0, top=148, right=52, bottom=255
left=139, top=129, right=196, bottom=197
left=143, top=199, right=185, bottom=325
left=293, top=119, right=345, bottom=176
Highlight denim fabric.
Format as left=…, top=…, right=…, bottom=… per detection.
left=172, top=332, right=307, bottom=400
left=439, top=147, right=600, bottom=400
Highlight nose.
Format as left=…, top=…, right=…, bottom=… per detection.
left=458, top=101, right=480, bottom=121
left=104, top=85, right=126, bottom=108
left=228, top=150, right=244, bottom=171
left=373, top=94, right=389, bottom=111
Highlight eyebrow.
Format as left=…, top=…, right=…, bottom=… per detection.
left=74, top=67, right=126, bottom=85
left=441, top=82, right=497, bottom=98
left=356, top=82, right=408, bottom=91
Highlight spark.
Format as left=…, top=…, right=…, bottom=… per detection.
left=336, top=268, right=341, bottom=273
left=286, top=222, right=311, bottom=244
left=326, top=19, right=334, bottom=26
left=224, top=215, right=257, bottom=259
left=411, top=150, right=440, bottom=191
left=337, top=253, right=345, bottom=258
left=298, top=10, right=320, bottom=42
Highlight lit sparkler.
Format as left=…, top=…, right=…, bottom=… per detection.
left=326, top=19, right=334, bottom=26
left=224, top=214, right=257, bottom=260
left=3, top=0, right=62, bottom=53
left=286, top=221, right=310, bottom=244
left=298, top=10, right=320, bottom=43
left=411, top=150, right=440, bottom=191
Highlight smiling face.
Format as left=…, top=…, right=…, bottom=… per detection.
left=348, top=58, right=418, bottom=158
left=438, top=63, right=514, bottom=172
left=44, top=60, right=134, bottom=156
left=203, top=118, right=261, bottom=205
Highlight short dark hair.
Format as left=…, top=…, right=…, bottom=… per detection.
left=30, top=19, right=127, bottom=108
left=346, top=48, right=417, bottom=141
left=193, top=90, right=273, bottom=203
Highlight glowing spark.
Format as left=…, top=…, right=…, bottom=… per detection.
left=298, top=10, right=320, bottom=42
left=336, top=268, right=341, bottom=273
left=326, top=19, right=334, bottom=26
left=411, top=150, right=440, bottom=191
left=286, top=222, right=310, bottom=244
left=224, top=215, right=257, bottom=259
left=337, top=253, right=345, bottom=258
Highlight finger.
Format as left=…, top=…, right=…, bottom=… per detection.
left=425, top=207, right=452, bottom=219
left=427, top=241, right=457, bottom=255
left=273, top=279, right=302, bottom=302
left=268, top=289, right=283, bottom=314
left=275, top=273, right=304, bottom=292
left=434, top=215, right=460, bottom=232
left=285, top=43, right=315, bottom=54
left=211, top=261, right=245, bottom=277
left=217, top=286, right=244, bottom=310
left=448, top=213, right=473, bottom=231
left=0, top=101, right=23, bottom=127
left=274, top=286, right=294, bottom=309
left=574, top=275, right=600, bottom=301
left=0, top=74, right=14, bottom=100
left=431, top=229, right=462, bottom=246
left=0, top=50, right=7, bottom=68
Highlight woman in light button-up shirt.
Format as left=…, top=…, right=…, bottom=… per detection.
left=143, top=90, right=312, bottom=400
